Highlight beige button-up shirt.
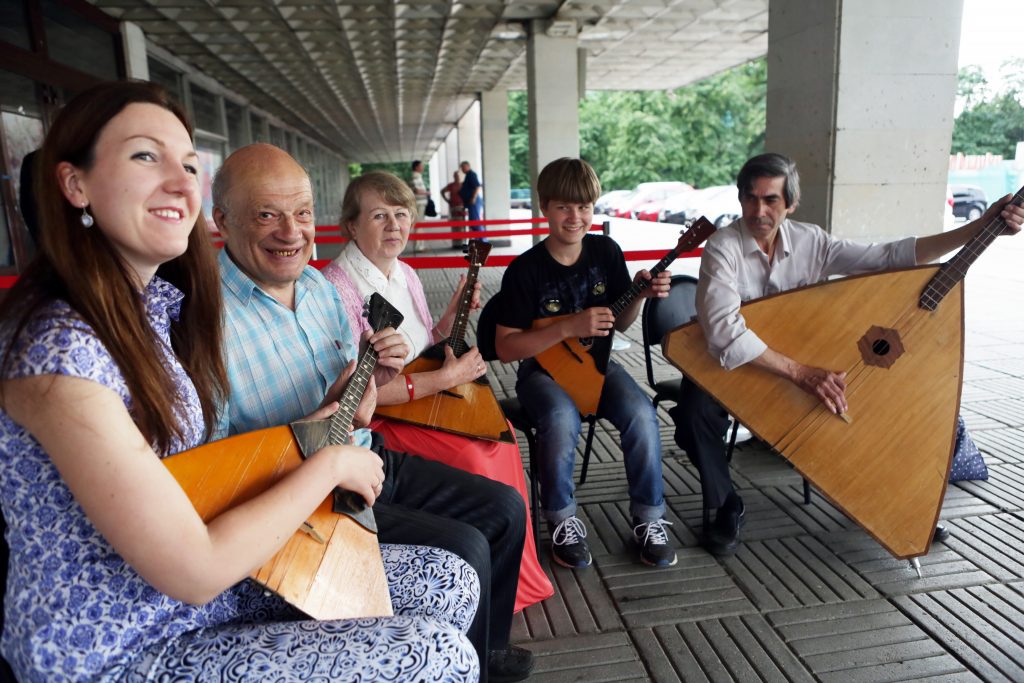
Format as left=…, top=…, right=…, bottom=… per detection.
left=697, top=218, right=917, bottom=370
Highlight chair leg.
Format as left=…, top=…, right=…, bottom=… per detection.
left=802, top=477, right=811, bottom=505
left=726, top=419, right=740, bottom=463
left=525, top=428, right=542, bottom=556
left=578, top=417, right=597, bottom=486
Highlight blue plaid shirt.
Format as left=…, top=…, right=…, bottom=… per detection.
left=214, top=249, right=372, bottom=448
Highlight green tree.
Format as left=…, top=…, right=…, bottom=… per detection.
left=348, top=161, right=426, bottom=187
left=952, top=60, right=1024, bottom=157
left=507, top=58, right=766, bottom=195
left=508, top=91, right=531, bottom=189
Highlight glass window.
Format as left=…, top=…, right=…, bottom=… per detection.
left=41, top=0, right=119, bottom=81
left=250, top=112, right=267, bottom=142
left=148, top=59, right=183, bottom=105
left=195, top=135, right=225, bottom=224
left=225, top=100, right=247, bottom=150
left=269, top=125, right=285, bottom=149
left=190, top=83, right=223, bottom=136
left=0, top=1, right=31, bottom=50
left=0, top=69, right=45, bottom=267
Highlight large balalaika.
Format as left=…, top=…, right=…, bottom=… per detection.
left=374, top=239, right=514, bottom=443
left=664, top=188, right=1023, bottom=559
left=533, top=218, right=715, bottom=417
left=164, top=293, right=403, bottom=619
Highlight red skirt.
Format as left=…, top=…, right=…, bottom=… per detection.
left=370, top=417, right=554, bottom=612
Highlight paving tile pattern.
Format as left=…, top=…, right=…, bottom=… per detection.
left=450, top=265, right=1024, bottom=681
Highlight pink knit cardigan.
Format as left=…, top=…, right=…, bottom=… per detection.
left=320, top=256, right=435, bottom=342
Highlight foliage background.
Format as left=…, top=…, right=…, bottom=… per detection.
left=345, top=57, right=1023, bottom=199
left=508, top=58, right=767, bottom=193
left=951, top=59, right=1024, bottom=158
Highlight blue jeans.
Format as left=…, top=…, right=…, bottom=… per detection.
left=467, top=197, right=483, bottom=225
left=516, top=358, right=665, bottom=525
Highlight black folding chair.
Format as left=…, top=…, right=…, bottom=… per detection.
left=639, top=275, right=811, bottom=533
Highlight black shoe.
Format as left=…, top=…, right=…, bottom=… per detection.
left=488, top=644, right=535, bottom=683
left=705, top=495, right=745, bottom=557
left=933, top=524, right=951, bottom=543
left=633, top=518, right=678, bottom=567
left=550, top=516, right=592, bottom=568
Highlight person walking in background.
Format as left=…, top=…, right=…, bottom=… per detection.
left=442, top=170, right=467, bottom=248
left=459, top=161, right=484, bottom=230
left=409, top=160, right=430, bottom=253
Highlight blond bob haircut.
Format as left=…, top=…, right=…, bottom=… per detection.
left=536, top=157, right=602, bottom=209
left=341, top=170, right=418, bottom=230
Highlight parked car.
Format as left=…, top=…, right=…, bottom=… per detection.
left=663, top=185, right=741, bottom=227
left=595, top=189, right=631, bottom=215
left=612, top=181, right=692, bottom=219
left=634, top=189, right=691, bottom=221
left=510, top=188, right=532, bottom=210
left=951, top=185, right=987, bottom=221
left=944, top=185, right=955, bottom=231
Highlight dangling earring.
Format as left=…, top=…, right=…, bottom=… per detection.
left=80, top=205, right=94, bottom=228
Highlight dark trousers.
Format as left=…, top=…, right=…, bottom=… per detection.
left=372, top=438, right=525, bottom=680
left=668, top=378, right=735, bottom=510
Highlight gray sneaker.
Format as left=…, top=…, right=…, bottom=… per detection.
left=550, top=516, right=592, bottom=568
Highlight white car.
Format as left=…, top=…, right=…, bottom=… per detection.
left=595, top=190, right=631, bottom=215
left=663, top=185, right=740, bottom=227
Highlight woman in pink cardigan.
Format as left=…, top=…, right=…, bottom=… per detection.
left=321, top=171, right=553, bottom=613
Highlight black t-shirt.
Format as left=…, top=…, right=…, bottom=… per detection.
left=497, top=234, right=631, bottom=330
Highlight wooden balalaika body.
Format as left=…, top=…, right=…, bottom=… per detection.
left=664, top=189, right=1023, bottom=559
left=534, top=217, right=716, bottom=416
left=375, top=239, right=514, bottom=443
left=164, top=293, right=404, bottom=619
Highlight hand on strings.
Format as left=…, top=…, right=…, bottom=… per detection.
left=352, top=376, right=376, bottom=429
left=793, top=364, right=848, bottom=416
left=319, top=360, right=356, bottom=411
left=636, top=269, right=672, bottom=298
left=442, top=345, right=486, bottom=387
left=986, top=194, right=1024, bottom=235
left=324, top=444, right=385, bottom=506
left=567, top=307, right=615, bottom=338
left=314, top=360, right=376, bottom=431
left=365, top=327, right=409, bottom=387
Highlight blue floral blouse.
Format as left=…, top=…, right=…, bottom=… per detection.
left=0, top=278, right=285, bottom=682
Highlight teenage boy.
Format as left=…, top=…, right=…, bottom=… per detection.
left=493, top=157, right=677, bottom=569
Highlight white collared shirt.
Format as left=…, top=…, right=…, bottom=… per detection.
left=340, top=245, right=431, bottom=362
left=697, top=218, right=917, bottom=370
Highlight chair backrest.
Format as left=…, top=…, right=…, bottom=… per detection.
left=476, top=290, right=503, bottom=362
left=641, top=274, right=698, bottom=389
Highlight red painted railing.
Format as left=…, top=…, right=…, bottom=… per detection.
left=1, top=216, right=702, bottom=287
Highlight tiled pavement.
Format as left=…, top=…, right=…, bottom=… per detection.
left=415, top=233, right=1024, bottom=683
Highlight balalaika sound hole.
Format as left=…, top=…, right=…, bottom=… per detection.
left=858, top=326, right=903, bottom=369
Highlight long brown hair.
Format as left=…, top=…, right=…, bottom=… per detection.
left=0, top=81, right=227, bottom=453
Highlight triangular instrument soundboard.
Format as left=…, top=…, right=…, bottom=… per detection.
left=664, top=187, right=1022, bottom=559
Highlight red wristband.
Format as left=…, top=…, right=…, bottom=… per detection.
left=405, top=376, right=415, bottom=402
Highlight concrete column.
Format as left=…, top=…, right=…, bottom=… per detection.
left=457, top=101, right=482, bottom=173
left=526, top=20, right=580, bottom=233
left=434, top=141, right=449, bottom=215
left=121, top=21, right=149, bottom=80
left=481, top=89, right=511, bottom=220
left=428, top=149, right=442, bottom=215
left=445, top=127, right=460, bottom=184
left=766, top=0, right=963, bottom=241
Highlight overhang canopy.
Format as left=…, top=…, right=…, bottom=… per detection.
left=90, top=0, right=768, bottom=162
